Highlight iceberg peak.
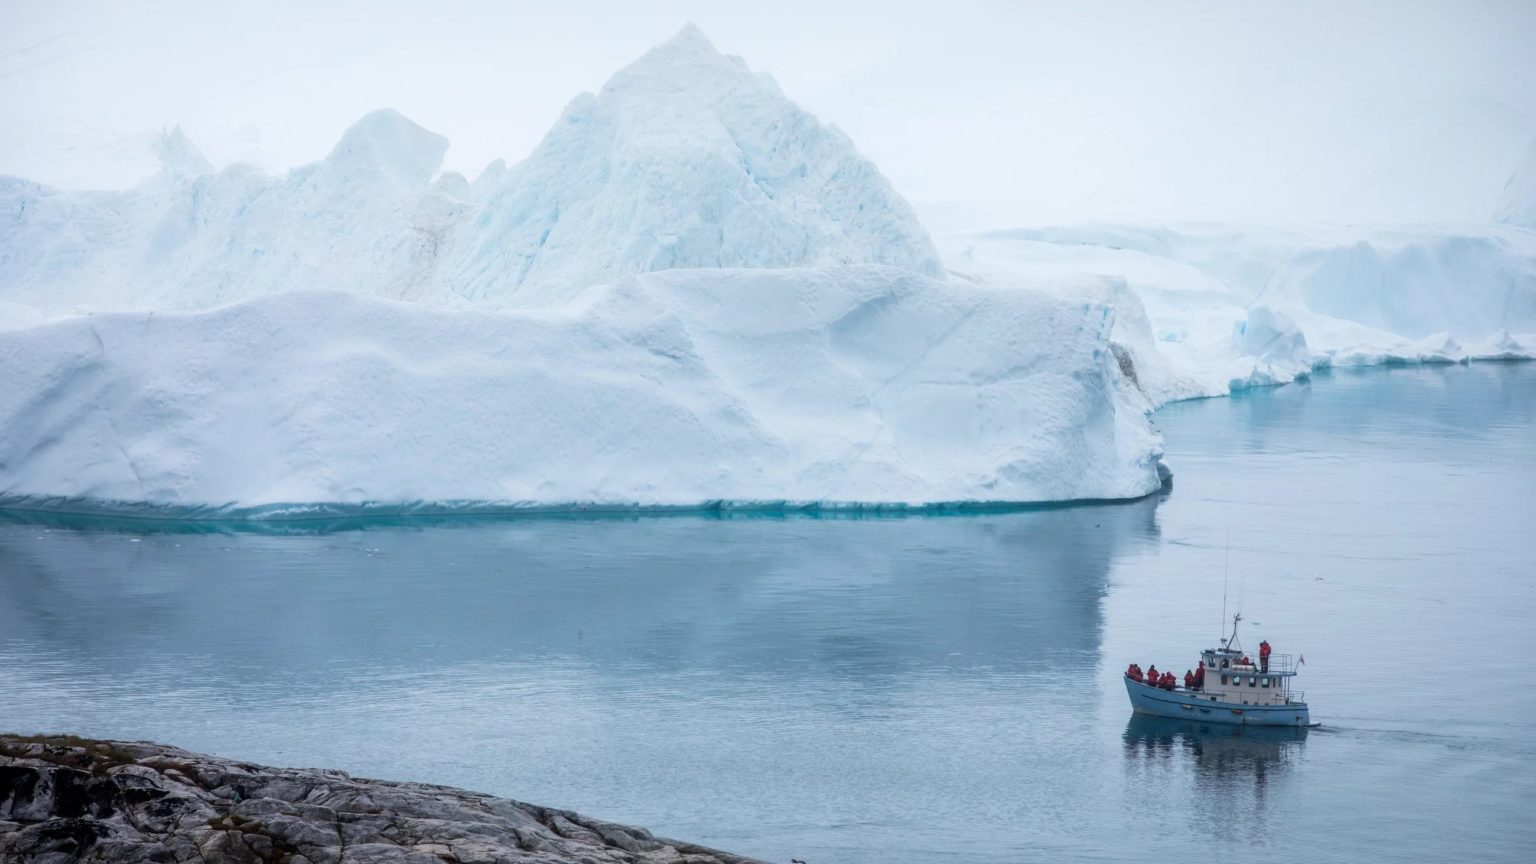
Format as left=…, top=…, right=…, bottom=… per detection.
left=453, top=25, right=943, bottom=303
left=598, top=22, right=750, bottom=104
left=323, top=108, right=449, bottom=191
left=658, top=22, right=717, bottom=55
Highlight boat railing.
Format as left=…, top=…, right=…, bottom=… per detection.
left=1285, top=691, right=1305, bottom=703
left=1227, top=653, right=1297, bottom=673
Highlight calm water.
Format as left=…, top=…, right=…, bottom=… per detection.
left=2, top=363, right=1533, bottom=863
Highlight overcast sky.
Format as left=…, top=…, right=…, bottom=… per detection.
left=3, top=0, right=1533, bottom=229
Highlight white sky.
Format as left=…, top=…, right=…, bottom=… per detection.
left=3, top=0, right=1533, bottom=229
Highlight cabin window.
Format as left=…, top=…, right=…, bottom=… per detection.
left=1261, top=677, right=1270, bottom=688
left=1221, top=675, right=1228, bottom=686
left=1248, top=676, right=1257, bottom=687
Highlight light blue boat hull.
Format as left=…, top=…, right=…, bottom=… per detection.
left=1124, top=676, right=1310, bottom=727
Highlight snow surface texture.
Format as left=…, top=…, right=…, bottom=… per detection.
left=941, top=223, right=1536, bottom=405
left=0, top=25, right=941, bottom=315
left=0, top=267, right=1164, bottom=515
left=1497, top=139, right=1536, bottom=229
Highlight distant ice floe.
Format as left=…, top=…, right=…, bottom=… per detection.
left=942, top=222, right=1536, bottom=406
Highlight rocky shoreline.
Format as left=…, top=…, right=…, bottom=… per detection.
left=0, top=734, right=765, bottom=864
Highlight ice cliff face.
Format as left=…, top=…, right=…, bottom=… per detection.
left=0, top=268, right=1163, bottom=512
left=0, top=26, right=940, bottom=314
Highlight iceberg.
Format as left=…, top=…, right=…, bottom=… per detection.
left=0, top=26, right=1170, bottom=515
left=942, top=222, right=1536, bottom=404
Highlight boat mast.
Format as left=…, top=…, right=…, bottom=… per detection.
left=1220, top=527, right=1230, bottom=643
left=1221, top=612, right=1242, bottom=652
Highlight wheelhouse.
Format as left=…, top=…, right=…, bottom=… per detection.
left=1197, top=648, right=1302, bottom=707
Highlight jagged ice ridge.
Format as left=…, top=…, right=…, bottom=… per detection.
left=0, top=25, right=941, bottom=314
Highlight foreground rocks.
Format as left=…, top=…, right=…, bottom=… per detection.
left=0, top=735, right=764, bottom=864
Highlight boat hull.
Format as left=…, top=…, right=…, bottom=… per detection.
left=1124, top=676, right=1310, bottom=727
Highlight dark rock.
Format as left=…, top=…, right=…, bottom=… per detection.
left=0, top=734, right=765, bottom=863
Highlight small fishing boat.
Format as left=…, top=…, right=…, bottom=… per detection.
left=1124, top=614, right=1312, bottom=727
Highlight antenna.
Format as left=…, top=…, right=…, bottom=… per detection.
left=1237, top=546, right=1247, bottom=618
left=1220, top=527, right=1230, bottom=644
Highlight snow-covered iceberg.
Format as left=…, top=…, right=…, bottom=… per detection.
left=0, top=268, right=1163, bottom=514
left=0, top=26, right=1170, bottom=515
left=943, top=222, right=1536, bottom=404
left=0, top=25, right=940, bottom=315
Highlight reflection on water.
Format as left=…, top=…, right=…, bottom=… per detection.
left=1123, top=715, right=1307, bottom=840
left=0, top=497, right=1159, bottom=691
left=2, top=363, right=1535, bottom=864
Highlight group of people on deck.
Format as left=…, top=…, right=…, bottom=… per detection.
left=1126, top=640, right=1273, bottom=691
left=1124, top=663, right=1193, bottom=691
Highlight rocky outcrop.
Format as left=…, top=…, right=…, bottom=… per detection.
left=0, top=734, right=763, bottom=864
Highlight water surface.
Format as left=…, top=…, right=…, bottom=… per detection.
left=2, top=363, right=1533, bottom=863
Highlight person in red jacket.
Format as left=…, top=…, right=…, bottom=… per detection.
left=1259, top=640, right=1272, bottom=673
left=1146, top=665, right=1158, bottom=685
left=1163, top=671, right=1176, bottom=690
left=1240, top=654, right=1252, bottom=667
left=1183, top=670, right=1194, bottom=689
left=1193, top=664, right=1205, bottom=690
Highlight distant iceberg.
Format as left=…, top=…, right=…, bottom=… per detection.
left=942, top=222, right=1536, bottom=405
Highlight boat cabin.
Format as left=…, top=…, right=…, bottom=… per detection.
left=1196, top=648, right=1301, bottom=707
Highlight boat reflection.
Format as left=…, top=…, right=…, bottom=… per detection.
left=1122, top=715, right=1307, bottom=837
